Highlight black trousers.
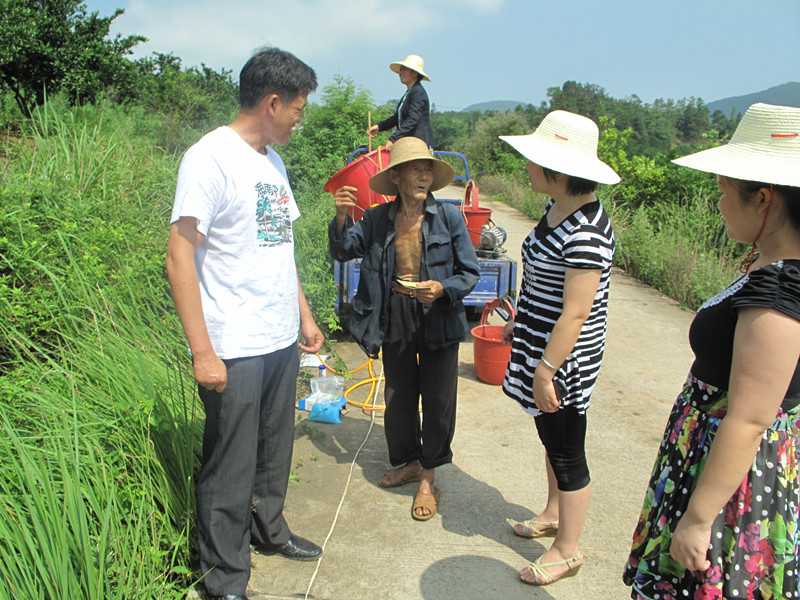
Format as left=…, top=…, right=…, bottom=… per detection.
left=382, top=335, right=459, bottom=470
left=534, top=405, right=590, bottom=492
left=196, top=344, right=298, bottom=595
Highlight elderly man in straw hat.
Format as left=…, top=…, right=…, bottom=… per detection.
left=329, top=136, right=479, bottom=520
left=498, top=109, right=620, bottom=586
left=367, top=54, right=433, bottom=149
left=624, top=103, right=800, bottom=599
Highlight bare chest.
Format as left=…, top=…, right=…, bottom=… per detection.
left=394, top=214, right=424, bottom=279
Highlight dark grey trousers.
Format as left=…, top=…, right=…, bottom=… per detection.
left=196, top=343, right=298, bottom=596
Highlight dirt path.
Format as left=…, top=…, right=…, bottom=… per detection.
left=246, top=198, right=695, bottom=599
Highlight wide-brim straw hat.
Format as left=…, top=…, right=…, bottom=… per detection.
left=369, top=137, right=453, bottom=195
left=673, top=103, right=800, bottom=187
left=389, top=54, right=430, bottom=81
left=499, top=110, right=620, bottom=185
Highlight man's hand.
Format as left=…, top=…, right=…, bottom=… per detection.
left=334, top=186, right=358, bottom=220
left=299, top=317, right=325, bottom=354
left=533, top=367, right=559, bottom=413
left=502, top=319, right=515, bottom=344
left=415, top=280, right=444, bottom=305
left=670, top=514, right=712, bottom=573
left=367, top=124, right=379, bottom=136
left=384, top=140, right=394, bottom=151
left=193, top=349, right=227, bottom=393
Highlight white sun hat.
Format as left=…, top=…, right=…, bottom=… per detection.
left=672, top=103, right=800, bottom=187
left=389, top=54, right=430, bottom=81
left=499, top=110, right=620, bottom=185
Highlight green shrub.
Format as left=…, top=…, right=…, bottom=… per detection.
left=463, top=111, right=529, bottom=176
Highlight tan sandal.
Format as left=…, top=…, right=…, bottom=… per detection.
left=506, top=517, right=559, bottom=538
left=379, top=465, right=422, bottom=488
left=411, top=486, right=439, bottom=521
left=520, top=551, right=585, bottom=586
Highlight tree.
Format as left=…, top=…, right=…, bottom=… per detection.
left=547, top=81, right=611, bottom=121
left=282, top=77, right=377, bottom=186
left=464, top=111, right=529, bottom=176
left=675, top=97, right=710, bottom=143
left=0, top=0, right=144, bottom=116
left=430, top=110, right=478, bottom=150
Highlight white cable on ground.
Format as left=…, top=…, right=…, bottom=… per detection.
left=303, top=358, right=385, bottom=600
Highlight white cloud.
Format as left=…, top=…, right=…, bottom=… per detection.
left=112, top=0, right=504, bottom=70
left=449, top=0, right=505, bottom=12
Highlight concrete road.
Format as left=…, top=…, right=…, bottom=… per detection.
left=246, top=198, right=695, bottom=600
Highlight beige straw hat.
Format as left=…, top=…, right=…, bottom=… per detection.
left=389, top=54, right=430, bottom=81
left=672, top=103, right=800, bottom=187
left=499, top=110, right=620, bottom=185
left=369, top=137, right=453, bottom=195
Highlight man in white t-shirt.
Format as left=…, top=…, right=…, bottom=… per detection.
left=166, top=48, right=323, bottom=600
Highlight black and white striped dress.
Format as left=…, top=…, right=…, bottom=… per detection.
left=503, top=199, right=614, bottom=416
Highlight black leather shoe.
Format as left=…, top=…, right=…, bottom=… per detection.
left=253, top=534, right=322, bottom=561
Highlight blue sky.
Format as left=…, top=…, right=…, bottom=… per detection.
left=85, top=0, right=800, bottom=110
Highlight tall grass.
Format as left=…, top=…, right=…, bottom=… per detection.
left=605, top=191, right=740, bottom=307
left=479, top=173, right=548, bottom=218
left=0, top=248, right=200, bottom=599
left=1, top=99, right=201, bottom=598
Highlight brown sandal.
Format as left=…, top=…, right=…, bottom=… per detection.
left=506, top=517, right=559, bottom=538
left=411, top=486, right=439, bottom=521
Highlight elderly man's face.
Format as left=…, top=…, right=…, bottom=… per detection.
left=391, top=159, right=434, bottom=202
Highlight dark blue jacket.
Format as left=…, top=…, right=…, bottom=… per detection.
left=329, top=196, right=480, bottom=358
left=377, top=81, right=433, bottom=147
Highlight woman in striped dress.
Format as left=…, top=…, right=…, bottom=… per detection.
left=498, top=110, right=621, bottom=586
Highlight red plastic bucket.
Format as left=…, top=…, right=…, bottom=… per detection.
left=461, top=180, right=492, bottom=247
left=464, top=207, right=492, bottom=247
left=471, top=298, right=515, bottom=385
left=324, top=148, right=392, bottom=221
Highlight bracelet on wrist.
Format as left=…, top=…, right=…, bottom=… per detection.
left=540, top=357, right=558, bottom=372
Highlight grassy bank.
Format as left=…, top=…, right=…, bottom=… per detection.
left=0, top=99, right=201, bottom=598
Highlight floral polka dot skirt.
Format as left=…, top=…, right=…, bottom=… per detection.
left=623, top=376, right=800, bottom=599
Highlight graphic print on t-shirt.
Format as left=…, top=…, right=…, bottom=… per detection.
left=255, top=181, right=293, bottom=247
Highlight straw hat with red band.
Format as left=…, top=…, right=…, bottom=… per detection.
left=499, top=110, right=621, bottom=185
left=389, top=54, right=430, bottom=81
left=673, top=103, right=800, bottom=187
left=369, top=137, right=453, bottom=195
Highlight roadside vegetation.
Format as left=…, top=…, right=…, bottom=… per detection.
left=435, top=84, right=743, bottom=309
left=0, top=1, right=744, bottom=597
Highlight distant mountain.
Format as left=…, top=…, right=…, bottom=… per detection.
left=462, top=100, right=526, bottom=113
left=708, top=82, right=800, bottom=117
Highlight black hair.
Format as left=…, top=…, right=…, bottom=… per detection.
left=728, top=177, right=800, bottom=231
left=541, top=166, right=598, bottom=196
left=239, top=47, right=317, bottom=109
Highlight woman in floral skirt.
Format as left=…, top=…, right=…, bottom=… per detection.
left=623, top=103, right=800, bottom=599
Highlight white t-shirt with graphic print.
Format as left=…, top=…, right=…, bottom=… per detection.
left=170, top=126, right=301, bottom=359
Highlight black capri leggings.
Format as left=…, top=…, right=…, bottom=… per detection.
left=534, top=405, right=590, bottom=492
